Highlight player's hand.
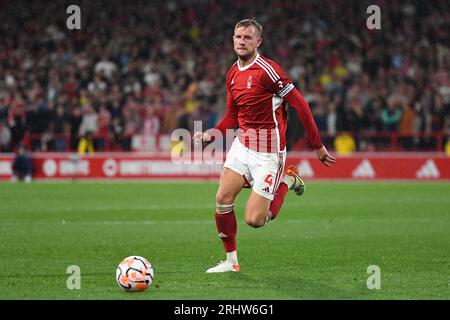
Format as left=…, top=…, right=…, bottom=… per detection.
left=315, top=146, right=336, bottom=167
left=193, top=131, right=212, bottom=146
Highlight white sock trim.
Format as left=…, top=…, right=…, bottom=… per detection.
left=283, top=175, right=295, bottom=189
left=216, top=203, right=234, bottom=214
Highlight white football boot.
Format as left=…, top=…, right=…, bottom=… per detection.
left=206, top=261, right=240, bottom=273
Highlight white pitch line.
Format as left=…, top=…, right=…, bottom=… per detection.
left=0, top=203, right=217, bottom=214
left=0, top=220, right=213, bottom=227
left=0, top=217, right=439, bottom=227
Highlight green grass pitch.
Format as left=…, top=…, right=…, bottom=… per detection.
left=0, top=181, right=448, bottom=299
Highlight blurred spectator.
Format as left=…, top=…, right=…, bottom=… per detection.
left=7, top=93, right=26, bottom=149
left=94, top=54, right=118, bottom=80
left=326, top=97, right=338, bottom=136
left=381, top=98, right=403, bottom=132
left=51, top=105, right=70, bottom=151
left=77, top=104, right=98, bottom=155
left=77, top=131, right=94, bottom=155
left=11, top=144, right=32, bottom=183
left=0, top=0, right=448, bottom=153
left=399, top=104, right=416, bottom=134
left=142, top=105, right=160, bottom=133
left=110, top=117, right=124, bottom=150
left=69, top=106, right=82, bottom=150
left=97, top=104, right=112, bottom=150
left=431, top=95, right=447, bottom=132
left=0, top=120, right=11, bottom=152
left=399, top=103, right=416, bottom=150
left=334, top=132, right=356, bottom=155
left=122, top=107, right=139, bottom=150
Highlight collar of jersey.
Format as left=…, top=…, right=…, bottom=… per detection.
left=237, top=53, right=260, bottom=71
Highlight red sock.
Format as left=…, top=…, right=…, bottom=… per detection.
left=215, top=211, right=237, bottom=252
left=269, top=182, right=289, bottom=220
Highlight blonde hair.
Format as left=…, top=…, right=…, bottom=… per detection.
left=235, top=18, right=263, bottom=37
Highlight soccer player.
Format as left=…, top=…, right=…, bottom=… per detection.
left=193, top=18, right=336, bottom=273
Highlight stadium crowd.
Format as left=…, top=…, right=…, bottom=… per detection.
left=0, top=0, right=449, bottom=153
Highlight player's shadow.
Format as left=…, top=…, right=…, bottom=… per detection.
left=225, top=272, right=377, bottom=300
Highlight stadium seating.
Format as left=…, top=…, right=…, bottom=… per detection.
left=0, top=0, right=448, bottom=153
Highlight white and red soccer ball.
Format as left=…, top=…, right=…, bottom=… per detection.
left=116, top=256, right=154, bottom=292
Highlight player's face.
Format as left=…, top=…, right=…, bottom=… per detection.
left=233, top=26, right=262, bottom=60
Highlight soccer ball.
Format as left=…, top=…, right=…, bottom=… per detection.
left=116, top=255, right=154, bottom=292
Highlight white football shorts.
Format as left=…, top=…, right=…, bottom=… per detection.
left=223, top=138, right=286, bottom=201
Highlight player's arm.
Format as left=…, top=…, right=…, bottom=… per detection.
left=211, top=88, right=238, bottom=135
left=193, top=77, right=238, bottom=144
left=262, top=59, right=335, bottom=167
left=284, top=88, right=336, bottom=167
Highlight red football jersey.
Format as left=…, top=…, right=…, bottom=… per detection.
left=214, top=53, right=323, bottom=153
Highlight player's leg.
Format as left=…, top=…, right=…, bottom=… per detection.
left=245, top=165, right=305, bottom=225
left=285, top=165, right=306, bottom=196
left=207, top=137, right=250, bottom=273
left=244, top=151, right=282, bottom=227
left=246, top=149, right=305, bottom=224
left=245, top=191, right=271, bottom=227
left=215, top=167, right=246, bottom=255
left=269, top=164, right=306, bottom=220
left=207, top=167, right=246, bottom=273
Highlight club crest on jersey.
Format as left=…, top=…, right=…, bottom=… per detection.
left=247, top=76, right=253, bottom=89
